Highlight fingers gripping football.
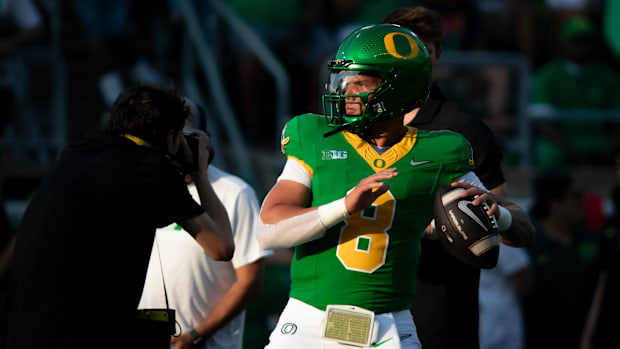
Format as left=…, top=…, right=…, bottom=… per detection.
left=434, top=184, right=500, bottom=269
left=451, top=182, right=499, bottom=217
left=345, top=168, right=398, bottom=214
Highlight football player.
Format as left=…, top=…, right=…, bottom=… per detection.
left=257, top=24, right=534, bottom=348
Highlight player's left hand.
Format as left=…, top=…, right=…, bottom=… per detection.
left=170, top=333, right=197, bottom=349
left=450, top=182, right=499, bottom=218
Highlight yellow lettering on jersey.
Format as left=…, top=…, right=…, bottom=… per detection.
left=337, top=190, right=396, bottom=273
left=287, top=155, right=314, bottom=178
left=384, top=32, right=419, bottom=60
left=342, top=127, right=418, bottom=172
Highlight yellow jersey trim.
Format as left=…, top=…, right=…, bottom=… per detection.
left=121, top=134, right=152, bottom=148
left=287, top=155, right=314, bottom=177
left=342, top=126, right=418, bottom=172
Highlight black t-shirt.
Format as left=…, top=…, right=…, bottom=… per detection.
left=4, top=131, right=203, bottom=348
left=592, top=215, right=620, bottom=348
left=524, top=221, right=600, bottom=349
left=409, top=84, right=505, bottom=349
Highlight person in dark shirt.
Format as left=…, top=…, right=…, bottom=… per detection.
left=526, top=171, right=600, bottom=349
left=2, top=84, right=234, bottom=349
left=381, top=7, right=534, bottom=349
left=581, top=180, right=620, bottom=348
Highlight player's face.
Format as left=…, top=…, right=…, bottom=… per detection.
left=343, top=74, right=382, bottom=115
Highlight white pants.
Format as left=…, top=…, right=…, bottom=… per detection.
left=265, top=298, right=421, bottom=349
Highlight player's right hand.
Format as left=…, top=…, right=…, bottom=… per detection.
left=344, top=168, right=398, bottom=214
left=187, top=131, right=212, bottom=173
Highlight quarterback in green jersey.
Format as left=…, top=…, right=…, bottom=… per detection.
left=258, top=24, right=533, bottom=349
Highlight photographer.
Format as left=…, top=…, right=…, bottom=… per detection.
left=2, top=84, right=234, bottom=349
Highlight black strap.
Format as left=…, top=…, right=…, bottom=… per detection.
left=154, top=236, right=171, bottom=310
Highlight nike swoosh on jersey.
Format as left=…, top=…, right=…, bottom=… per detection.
left=410, top=159, right=433, bottom=166
left=372, top=337, right=394, bottom=347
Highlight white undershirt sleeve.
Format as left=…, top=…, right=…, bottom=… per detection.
left=277, top=157, right=312, bottom=189
left=458, top=171, right=488, bottom=191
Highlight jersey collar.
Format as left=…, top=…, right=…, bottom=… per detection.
left=342, top=126, right=418, bottom=172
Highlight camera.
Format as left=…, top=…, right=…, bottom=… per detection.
left=184, top=134, right=200, bottom=166
left=183, top=134, right=215, bottom=167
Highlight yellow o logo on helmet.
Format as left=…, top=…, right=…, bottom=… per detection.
left=384, top=32, right=419, bottom=59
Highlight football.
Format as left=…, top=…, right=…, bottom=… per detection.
left=433, top=185, right=500, bottom=269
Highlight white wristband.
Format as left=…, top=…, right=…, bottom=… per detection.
left=497, top=206, right=512, bottom=231
left=317, top=198, right=350, bottom=228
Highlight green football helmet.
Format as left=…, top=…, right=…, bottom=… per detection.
left=322, top=24, right=432, bottom=133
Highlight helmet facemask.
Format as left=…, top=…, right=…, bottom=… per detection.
left=322, top=70, right=389, bottom=133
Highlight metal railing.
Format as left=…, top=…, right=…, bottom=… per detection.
left=0, top=0, right=67, bottom=164
left=177, top=0, right=291, bottom=189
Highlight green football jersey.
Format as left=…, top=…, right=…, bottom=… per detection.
left=281, top=114, right=474, bottom=313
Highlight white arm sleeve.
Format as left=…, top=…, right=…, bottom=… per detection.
left=277, top=157, right=312, bottom=189
left=458, top=171, right=488, bottom=191
left=257, top=210, right=327, bottom=249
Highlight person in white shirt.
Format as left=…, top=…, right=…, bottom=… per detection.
left=140, top=164, right=271, bottom=349
left=479, top=244, right=532, bottom=349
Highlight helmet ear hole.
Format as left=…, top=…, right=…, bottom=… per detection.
left=388, top=67, right=401, bottom=79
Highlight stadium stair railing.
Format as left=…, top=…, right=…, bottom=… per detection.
left=177, top=0, right=291, bottom=192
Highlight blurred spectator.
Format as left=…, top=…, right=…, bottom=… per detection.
left=413, top=0, right=486, bottom=50
left=525, top=171, right=601, bottom=349
left=603, top=0, right=620, bottom=60
left=0, top=0, right=45, bottom=134
left=70, top=0, right=168, bottom=109
left=580, top=153, right=620, bottom=349
left=475, top=0, right=538, bottom=66
left=530, top=15, right=620, bottom=168
left=479, top=245, right=532, bottom=349
left=0, top=0, right=45, bottom=56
